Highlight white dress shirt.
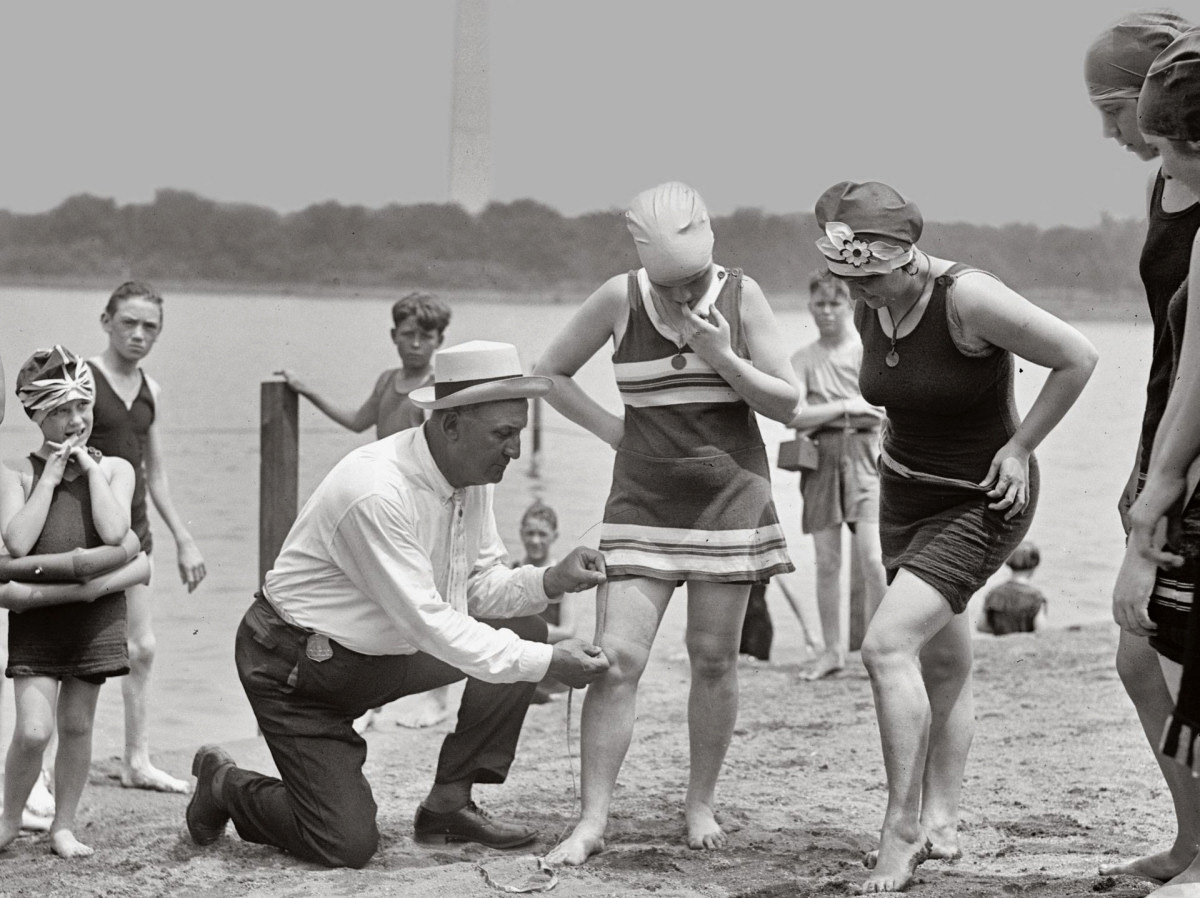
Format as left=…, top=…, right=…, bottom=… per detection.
left=263, top=426, right=554, bottom=683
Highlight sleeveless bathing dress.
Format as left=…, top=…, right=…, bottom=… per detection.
left=6, top=455, right=129, bottom=682
left=597, top=267, right=793, bottom=583
left=1139, top=172, right=1200, bottom=662
left=90, top=366, right=155, bottom=554
left=856, top=264, right=1038, bottom=613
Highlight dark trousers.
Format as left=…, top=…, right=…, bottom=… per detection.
left=221, top=594, right=546, bottom=868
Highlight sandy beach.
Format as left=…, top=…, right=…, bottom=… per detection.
left=0, top=603, right=1173, bottom=898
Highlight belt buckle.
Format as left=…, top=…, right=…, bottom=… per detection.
left=306, top=633, right=333, bottom=662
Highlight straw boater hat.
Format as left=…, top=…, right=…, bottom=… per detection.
left=409, top=340, right=551, bottom=410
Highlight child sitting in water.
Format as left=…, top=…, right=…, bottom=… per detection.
left=977, top=542, right=1047, bottom=635
left=0, top=347, right=138, bottom=858
left=514, top=501, right=591, bottom=703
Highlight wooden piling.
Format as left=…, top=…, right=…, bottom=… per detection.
left=259, top=381, right=299, bottom=587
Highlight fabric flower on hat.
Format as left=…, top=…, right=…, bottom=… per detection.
left=816, top=222, right=915, bottom=277
left=15, top=345, right=95, bottom=424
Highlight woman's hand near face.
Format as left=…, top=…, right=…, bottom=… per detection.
left=679, top=304, right=734, bottom=366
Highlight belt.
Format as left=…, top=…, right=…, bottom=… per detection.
left=878, top=444, right=988, bottom=493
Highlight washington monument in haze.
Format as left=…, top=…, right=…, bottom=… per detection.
left=449, top=0, right=491, bottom=214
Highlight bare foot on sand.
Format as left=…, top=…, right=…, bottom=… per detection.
left=0, top=819, right=19, bottom=851
left=686, top=804, right=728, bottom=850
left=50, top=829, right=93, bottom=858
left=121, top=764, right=189, bottom=794
left=862, top=834, right=930, bottom=893
left=544, top=824, right=605, bottom=866
left=865, top=839, right=959, bottom=868
left=802, top=650, right=844, bottom=681
left=1100, top=848, right=1194, bottom=883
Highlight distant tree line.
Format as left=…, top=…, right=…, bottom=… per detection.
left=0, top=190, right=1146, bottom=300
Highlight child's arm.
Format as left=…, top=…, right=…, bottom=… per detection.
left=533, top=276, right=627, bottom=449
left=144, top=378, right=206, bottom=592
left=0, top=450, right=67, bottom=557
left=277, top=368, right=385, bottom=433
left=0, top=553, right=151, bottom=611
left=681, top=276, right=800, bottom=423
left=74, top=448, right=134, bottom=545
left=547, top=591, right=582, bottom=644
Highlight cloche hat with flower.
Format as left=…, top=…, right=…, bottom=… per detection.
left=814, top=181, right=923, bottom=277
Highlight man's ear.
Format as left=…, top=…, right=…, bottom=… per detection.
left=438, top=409, right=463, bottom=442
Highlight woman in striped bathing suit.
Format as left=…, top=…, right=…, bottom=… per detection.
left=536, top=182, right=799, bottom=866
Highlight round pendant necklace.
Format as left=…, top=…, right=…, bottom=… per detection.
left=671, top=350, right=688, bottom=370
left=883, top=260, right=932, bottom=367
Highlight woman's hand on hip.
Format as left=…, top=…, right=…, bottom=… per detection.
left=981, top=443, right=1030, bottom=520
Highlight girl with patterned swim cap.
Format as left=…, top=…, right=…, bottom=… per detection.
left=811, top=180, right=1097, bottom=893
left=0, top=347, right=148, bottom=859
left=535, top=181, right=799, bottom=865
left=1086, top=9, right=1200, bottom=890
left=1116, top=27, right=1200, bottom=898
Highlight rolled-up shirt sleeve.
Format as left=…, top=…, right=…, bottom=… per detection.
left=328, top=494, right=552, bottom=684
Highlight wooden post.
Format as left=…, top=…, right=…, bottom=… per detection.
left=259, top=382, right=299, bottom=587
left=529, top=395, right=543, bottom=479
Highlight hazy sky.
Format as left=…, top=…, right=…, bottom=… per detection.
left=0, top=0, right=1182, bottom=227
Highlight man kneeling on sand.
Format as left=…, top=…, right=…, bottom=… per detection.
left=185, top=341, right=610, bottom=868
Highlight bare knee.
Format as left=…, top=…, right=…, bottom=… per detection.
left=686, top=639, right=739, bottom=682
left=601, top=640, right=653, bottom=687
left=128, top=632, right=157, bottom=669
left=920, top=641, right=972, bottom=685
left=860, top=632, right=912, bottom=679
left=12, top=720, right=53, bottom=755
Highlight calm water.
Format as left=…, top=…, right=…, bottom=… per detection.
left=0, top=286, right=1148, bottom=755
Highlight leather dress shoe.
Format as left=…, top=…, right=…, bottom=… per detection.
left=413, top=801, right=537, bottom=849
left=186, top=744, right=236, bottom=846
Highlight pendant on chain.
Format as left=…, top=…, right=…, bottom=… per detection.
left=671, top=351, right=688, bottom=370
left=885, top=349, right=900, bottom=368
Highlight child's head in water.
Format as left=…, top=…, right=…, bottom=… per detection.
left=1006, top=542, right=1040, bottom=574
left=519, top=501, right=558, bottom=567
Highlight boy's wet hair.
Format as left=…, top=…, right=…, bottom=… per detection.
left=1006, top=541, right=1040, bottom=572
left=520, top=500, right=558, bottom=532
left=105, top=280, right=164, bottom=317
left=392, top=291, right=452, bottom=333
left=807, top=268, right=851, bottom=301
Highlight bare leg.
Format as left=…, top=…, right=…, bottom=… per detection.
left=0, top=677, right=57, bottom=851
left=860, top=571, right=954, bottom=893
left=916, top=612, right=973, bottom=860
left=49, top=679, right=102, bottom=858
left=544, top=578, right=673, bottom=866
left=775, top=576, right=823, bottom=658
left=683, top=581, right=750, bottom=850
left=121, top=580, right=187, bottom=793
left=1100, top=632, right=1200, bottom=882
left=804, top=528, right=845, bottom=680
left=850, top=522, right=887, bottom=623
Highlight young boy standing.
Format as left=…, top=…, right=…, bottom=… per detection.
left=278, top=292, right=452, bottom=439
